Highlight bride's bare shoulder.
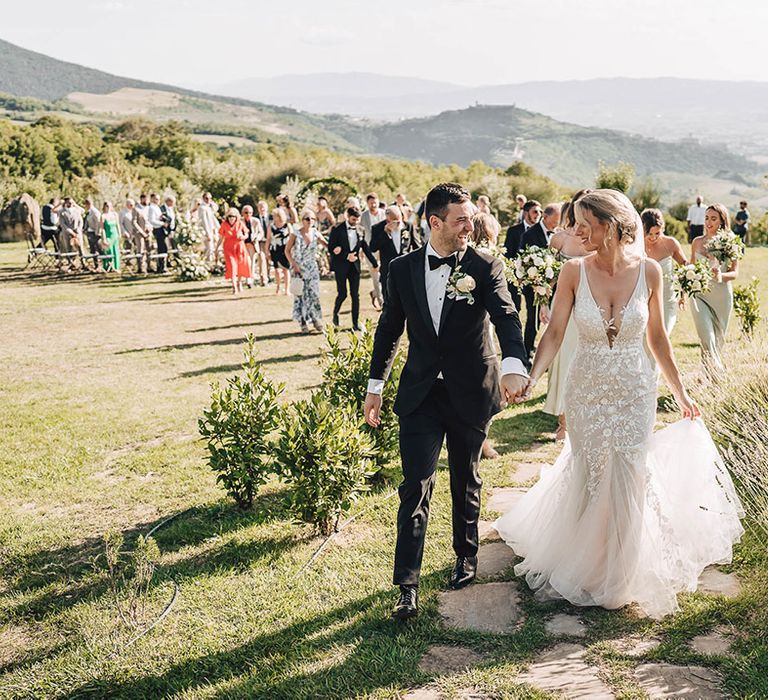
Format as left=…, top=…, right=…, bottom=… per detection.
left=643, top=256, right=663, bottom=287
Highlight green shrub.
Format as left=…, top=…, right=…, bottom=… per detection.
left=595, top=161, right=635, bottom=193
left=631, top=177, right=662, bottom=211
left=663, top=214, right=688, bottom=243
left=733, top=277, right=762, bottom=337
left=322, top=322, right=403, bottom=468
left=199, top=336, right=284, bottom=508
left=276, top=392, right=376, bottom=535
left=668, top=200, right=690, bottom=222
left=750, top=211, right=768, bottom=246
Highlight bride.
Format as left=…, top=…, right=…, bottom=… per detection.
left=494, top=189, right=744, bottom=618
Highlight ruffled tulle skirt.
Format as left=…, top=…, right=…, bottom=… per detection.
left=494, top=418, right=744, bottom=618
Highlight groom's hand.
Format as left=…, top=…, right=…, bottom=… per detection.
left=500, top=374, right=529, bottom=407
left=364, top=392, right=382, bottom=427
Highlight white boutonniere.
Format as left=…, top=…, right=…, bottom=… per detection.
left=446, top=267, right=476, bottom=304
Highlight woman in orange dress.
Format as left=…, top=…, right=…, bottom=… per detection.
left=217, top=207, right=252, bottom=295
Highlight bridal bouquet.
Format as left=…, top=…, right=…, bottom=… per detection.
left=705, top=228, right=744, bottom=266
left=512, top=245, right=562, bottom=306
left=672, top=260, right=712, bottom=298
left=469, top=239, right=516, bottom=283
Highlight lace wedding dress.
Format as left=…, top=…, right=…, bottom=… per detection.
left=494, top=258, right=744, bottom=617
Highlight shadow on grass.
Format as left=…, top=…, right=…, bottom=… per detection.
left=118, top=331, right=308, bottom=355
left=188, top=319, right=290, bottom=333
left=177, top=353, right=322, bottom=378
left=488, top=399, right=556, bottom=456
left=1, top=494, right=296, bottom=623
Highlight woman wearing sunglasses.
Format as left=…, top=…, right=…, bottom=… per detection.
left=217, top=207, right=252, bottom=295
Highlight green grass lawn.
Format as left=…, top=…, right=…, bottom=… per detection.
left=1, top=242, right=767, bottom=699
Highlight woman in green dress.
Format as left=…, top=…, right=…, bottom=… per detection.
left=99, top=201, right=121, bottom=271
left=689, top=203, right=739, bottom=371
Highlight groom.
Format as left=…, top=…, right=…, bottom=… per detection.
left=364, top=183, right=529, bottom=620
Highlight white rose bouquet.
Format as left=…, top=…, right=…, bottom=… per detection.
left=705, top=228, right=744, bottom=267
left=512, top=245, right=562, bottom=306
left=671, top=259, right=712, bottom=298
left=174, top=215, right=205, bottom=251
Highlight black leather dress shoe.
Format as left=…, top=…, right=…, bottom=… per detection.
left=449, top=556, right=478, bottom=589
left=392, top=586, right=418, bottom=620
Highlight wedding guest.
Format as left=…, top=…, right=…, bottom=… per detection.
left=57, top=196, right=84, bottom=269
left=119, top=199, right=135, bottom=250
left=83, top=198, right=102, bottom=269
left=217, top=207, right=251, bottom=295
left=277, top=194, right=299, bottom=225
left=641, top=208, right=687, bottom=335
left=361, top=192, right=386, bottom=309
left=733, top=200, right=750, bottom=243
left=470, top=211, right=505, bottom=461
left=131, top=195, right=151, bottom=273
left=199, top=192, right=219, bottom=261
left=286, top=210, right=327, bottom=333
left=328, top=206, right=378, bottom=331
left=267, top=208, right=292, bottom=295
left=147, top=193, right=167, bottom=273
left=188, top=197, right=202, bottom=224
left=99, top=201, right=121, bottom=271
left=41, top=197, right=60, bottom=251
left=686, top=194, right=706, bottom=243
left=476, top=195, right=492, bottom=215
left=370, top=205, right=413, bottom=305
left=504, top=199, right=541, bottom=347
left=315, top=196, right=336, bottom=233
left=520, top=202, right=560, bottom=362
left=256, top=200, right=272, bottom=284
left=515, top=194, right=527, bottom=223
left=690, top=203, right=739, bottom=371
left=241, top=205, right=265, bottom=288
left=395, top=192, right=415, bottom=228
left=541, top=192, right=591, bottom=441
left=161, top=196, right=177, bottom=257
left=344, top=196, right=362, bottom=218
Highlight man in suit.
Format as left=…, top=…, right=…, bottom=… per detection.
left=328, top=206, right=379, bottom=331
left=520, top=202, right=561, bottom=361
left=363, top=183, right=528, bottom=620
left=503, top=199, right=542, bottom=325
left=369, top=205, right=419, bottom=306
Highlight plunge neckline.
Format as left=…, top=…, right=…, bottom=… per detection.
left=582, top=259, right=644, bottom=349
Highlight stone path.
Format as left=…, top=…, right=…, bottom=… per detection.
left=418, top=645, right=487, bottom=674
left=634, top=663, right=725, bottom=699
left=697, top=566, right=742, bottom=597
left=438, top=581, right=523, bottom=634
left=476, top=542, right=516, bottom=579
left=403, top=687, right=489, bottom=700
left=515, top=643, right=615, bottom=699
left=545, top=613, right=586, bottom=638
left=509, top=462, right=541, bottom=484
left=690, top=629, right=733, bottom=656
left=486, top=487, right=528, bottom=514
left=477, top=520, right=501, bottom=542
left=612, top=636, right=662, bottom=657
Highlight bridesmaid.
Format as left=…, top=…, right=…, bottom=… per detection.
left=99, top=201, right=121, bottom=271
left=690, top=203, right=739, bottom=371
left=641, top=208, right=686, bottom=334
left=470, top=212, right=504, bottom=460
left=285, top=210, right=327, bottom=333
left=542, top=190, right=591, bottom=441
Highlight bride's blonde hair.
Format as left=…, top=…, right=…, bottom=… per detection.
left=576, top=189, right=640, bottom=245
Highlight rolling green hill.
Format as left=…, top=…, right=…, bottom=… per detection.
left=327, top=105, right=760, bottom=188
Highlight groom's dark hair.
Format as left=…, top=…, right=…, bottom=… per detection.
left=425, top=182, right=471, bottom=224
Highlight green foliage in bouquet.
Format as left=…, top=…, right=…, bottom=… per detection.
left=321, top=322, right=403, bottom=469
left=199, top=336, right=284, bottom=509
left=733, top=277, right=762, bottom=337
left=276, top=392, right=376, bottom=535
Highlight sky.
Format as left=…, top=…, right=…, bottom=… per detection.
left=3, top=0, right=767, bottom=87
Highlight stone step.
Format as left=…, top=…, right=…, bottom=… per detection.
left=486, top=487, right=528, bottom=514
left=697, top=566, right=742, bottom=598
left=418, top=644, right=487, bottom=674
left=634, top=662, right=725, bottom=699
left=438, top=581, right=523, bottom=634
left=476, top=541, right=516, bottom=579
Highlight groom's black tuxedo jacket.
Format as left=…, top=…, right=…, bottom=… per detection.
left=521, top=221, right=549, bottom=250
left=369, top=220, right=418, bottom=278
left=369, top=245, right=527, bottom=425
left=328, top=222, right=378, bottom=274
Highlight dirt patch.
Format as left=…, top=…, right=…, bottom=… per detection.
left=68, top=88, right=180, bottom=114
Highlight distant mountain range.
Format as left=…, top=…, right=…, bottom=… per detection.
left=0, top=37, right=764, bottom=200
left=197, top=73, right=768, bottom=161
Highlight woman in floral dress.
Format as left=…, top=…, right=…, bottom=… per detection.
left=286, top=210, right=327, bottom=333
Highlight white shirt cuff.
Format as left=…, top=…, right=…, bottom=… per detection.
left=367, top=379, right=385, bottom=395
left=501, top=357, right=529, bottom=378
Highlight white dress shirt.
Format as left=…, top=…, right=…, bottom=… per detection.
left=687, top=203, right=706, bottom=226
left=347, top=225, right=358, bottom=250
left=390, top=225, right=402, bottom=255
left=147, top=203, right=164, bottom=229
left=367, top=242, right=527, bottom=394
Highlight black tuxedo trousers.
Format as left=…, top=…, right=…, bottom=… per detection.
left=394, top=379, right=487, bottom=586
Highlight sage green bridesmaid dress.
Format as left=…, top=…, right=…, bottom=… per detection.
left=658, top=256, right=678, bottom=335
left=102, top=216, right=121, bottom=271
left=690, top=252, right=732, bottom=370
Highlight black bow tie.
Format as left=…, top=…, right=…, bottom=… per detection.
left=428, top=254, right=457, bottom=271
